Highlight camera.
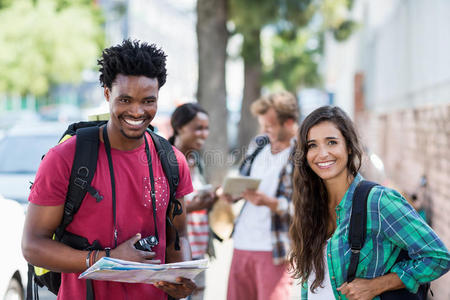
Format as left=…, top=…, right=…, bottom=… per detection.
left=134, top=235, right=158, bottom=252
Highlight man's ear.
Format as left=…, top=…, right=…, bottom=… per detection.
left=104, top=87, right=110, bottom=102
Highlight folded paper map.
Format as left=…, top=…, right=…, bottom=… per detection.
left=79, top=257, right=208, bottom=284
left=222, top=176, right=261, bottom=197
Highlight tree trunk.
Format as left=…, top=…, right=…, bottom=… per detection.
left=237, top=29, right=262, bottom=151
left=196, top=0, right=228, bottom=185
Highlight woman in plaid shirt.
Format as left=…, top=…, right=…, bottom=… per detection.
left=289, top=106, right=450, bottom=300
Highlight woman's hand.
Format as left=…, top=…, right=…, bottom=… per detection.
left=187, top=191, right=217, bottom=212
left=337, top=278, right=379, bottom=300
left=337, top=273, right=405, bottom=300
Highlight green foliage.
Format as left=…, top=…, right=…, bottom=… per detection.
left=229, top=0, right=274, bottom=34
left=230, top=0, right=315, bottom=33
left=263, top=30, right=322, bottom=92
left=0, top=0, right=13, bottom=9
left=229, top=0, right=359, bottom=93
left=230, top=0, right=315, bottom=62
left=0, top=0, right=104, bottom=96
left=318, top=0, right=358, bottom=39
left=54, top=0, right=96, bottom=9
left=333, top=19, right=359, bottom=41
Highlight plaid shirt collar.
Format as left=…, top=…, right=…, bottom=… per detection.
left=336, top=173, right=363, bottom=212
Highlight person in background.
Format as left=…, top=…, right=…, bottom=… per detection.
left=169, top=103, right=218, bottom=300
left=289, top=105, right=450, bottom=300
left=226, top=91, right=298, bottom=300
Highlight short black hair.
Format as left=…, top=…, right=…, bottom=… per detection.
left=169, top=103, right=208, bottom=145
left=98, top=39, right=167, bottom=89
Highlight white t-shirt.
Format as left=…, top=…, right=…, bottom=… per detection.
left=233, top=144, right=291, bottom=251
left=308, top=242, right=334, bottom=299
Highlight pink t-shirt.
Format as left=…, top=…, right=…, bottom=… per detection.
left=29, top=131, right=193, bottom=300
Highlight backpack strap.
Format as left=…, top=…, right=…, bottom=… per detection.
left=347, top=180, right=378, bottom=282
left=147, top=130, right=182, bottom=250
left=239, top=135, right=270, bottom=176
left=55, top=126, right=100, bottom=241
left=26, top=264, right=33, bottom=300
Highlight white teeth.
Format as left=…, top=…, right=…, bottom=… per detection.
left=124, top=119, right=144, bottom=126
left=318, top=161, right=334, bottom=167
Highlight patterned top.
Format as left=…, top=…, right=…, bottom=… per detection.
left=185, top=161, right=210, bottom=259
left=302, top=173, right=450, bottom=299
left=237, top=137, right=296, bottom=265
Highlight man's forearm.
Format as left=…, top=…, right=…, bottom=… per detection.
left=263, top=195, right=279, bottom=212
left=22, top=236, right=88, bottom=273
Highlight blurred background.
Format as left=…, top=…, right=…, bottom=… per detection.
left=0, top=0, right=449, bottom=299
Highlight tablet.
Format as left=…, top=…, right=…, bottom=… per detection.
left=222, top=176, right=261, bottom=196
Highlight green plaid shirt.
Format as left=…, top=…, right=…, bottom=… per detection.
left=302, top=173, right=450, bottom=300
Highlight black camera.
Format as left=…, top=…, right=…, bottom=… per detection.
left=134, top=235, right=158, bottom=252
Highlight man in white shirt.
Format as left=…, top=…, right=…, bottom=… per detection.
left=227, top=91, right=299, bottom=300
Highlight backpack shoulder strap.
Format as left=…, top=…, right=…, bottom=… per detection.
left=147, top=130, right=182, bottom=250
left=55, top=126, right=100, bottom=240
left=347, top=180, right=378, bottom=282
left=239, top=135, right=270, bottom=176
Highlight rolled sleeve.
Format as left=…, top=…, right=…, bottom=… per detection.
left=379, top=188, right=450, bottom=292
left=275, top=159, right=294, bottom=216
left=276, top=196, right=289, bottom=214
left=391, top=259, right=424, bottom=292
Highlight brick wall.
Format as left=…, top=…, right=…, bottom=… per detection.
left=356, top=103, right=450, bottom=300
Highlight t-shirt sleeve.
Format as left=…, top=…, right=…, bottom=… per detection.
left=173, top=147, right=193, bottom=199
left=28, top=139, right=74, bottom=206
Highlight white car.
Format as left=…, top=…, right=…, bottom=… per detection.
left=0, top=196, right=27, bottom=300
left=0, top=122, right=68, bottom=205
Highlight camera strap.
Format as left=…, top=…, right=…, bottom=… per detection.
left=103, top=126, right=159, bottom=248
left=144, top=133, right=159, bottom=243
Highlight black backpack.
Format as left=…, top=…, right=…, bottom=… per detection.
left=27, top=121, right=182, bottom=300
left=347, top=180, right=430, bottom=300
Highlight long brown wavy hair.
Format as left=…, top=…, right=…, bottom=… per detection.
left=289, top=106, right=363, bottom=292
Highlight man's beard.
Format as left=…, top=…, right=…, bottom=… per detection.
left=120, top=128, right=146, bottom=140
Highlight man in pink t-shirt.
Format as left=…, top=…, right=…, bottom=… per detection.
left=22, top=40, right=196, bottom=300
